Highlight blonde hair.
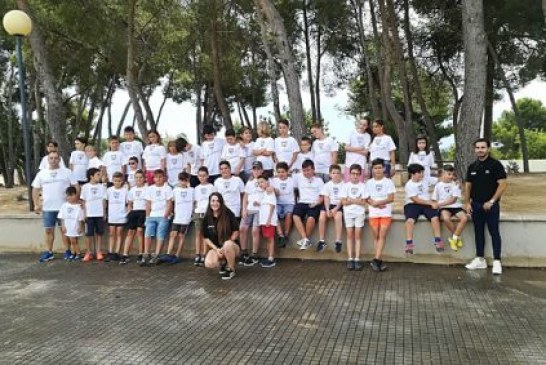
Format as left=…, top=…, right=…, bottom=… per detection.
left=257, top=121, right=271, bottom=138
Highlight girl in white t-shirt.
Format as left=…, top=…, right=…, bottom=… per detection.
left=253, top=121, right=275, bottom=177
left=166, top=141, right=185, bottom=187
left=369, top=119, right=397, bottom=177
left=408, top=135, right=437, bottom=185
left=70, top=137, right=89, bottom=183
left=120, top=170, right=147, bottom=264
left=239, top=127, right=256, bottom=184
left=106, top=172, right=128, bottom=261
left=343, top=118, right=371, bottom=182
left=142, top=130, right=166, bottom=185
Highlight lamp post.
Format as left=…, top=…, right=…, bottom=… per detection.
left=3, top=10, right=33, bottom=211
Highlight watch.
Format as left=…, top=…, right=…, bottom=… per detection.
left=489, top=199, right=496, bottom=204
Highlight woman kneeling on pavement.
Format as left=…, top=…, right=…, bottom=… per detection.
left=204, top=192, right=241, bottom=280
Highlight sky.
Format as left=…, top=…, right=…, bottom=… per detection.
left=108, top=78, right=546, bottom=150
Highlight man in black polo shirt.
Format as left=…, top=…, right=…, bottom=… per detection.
left=464, top=138, right=507, bottom=274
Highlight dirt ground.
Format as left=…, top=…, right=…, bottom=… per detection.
left=1, top=173, right=545, bottom=215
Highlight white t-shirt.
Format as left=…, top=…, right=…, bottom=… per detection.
left=143, top=144, right=167, bottom=171
left=221, top=143, right=244, bottom=174
left=103, top=151, right=124, bottom=182
left=405, top=179, right=431, bottom=205
left=345, top=131, right=371, bottom=168
left=320, top=180, right=345, bottom=206
left=106, top=186, right=128, bottom=224
left=259, top=192, right=278, bottom=226
left=241, top=142, right=256, bottom=173
left=173, top=186, right=194, bottom=224
left=39, top=156, right=66, bottom=170
left=274, top=136, right=299, bottom=166
left=121, top=140, right=144, bottom=167
left=214, top=176, right=245, bottom=217
left=69, top=150, right=88, bottom=181
left=32, top=168, right=77, bottom=211
left=369, top=135, right=397, bottom=162
left=244, top=178, right=262, bottom=213
left=58, top=202, right=84, bottom=237
left=126, top=169, right=138, bottom=188
left=128, top=185, right=147, bottom=211
left=340, top=182, right=369, bottom=216
left=166, top=153, right=185, bottom=186
left=294, top=174, right=325, bottom=204
left=272, top=176, right=295, bottom=205
left=194, top=183, right=215, bottom=214
left=185, top=144, right=203, bottom=175
left=366, top=177, right=396, bottom=217
left=293, top=151, right=314, bottom=172
left=145, top=184, right=173, bottom=217
left=432, top=181, right=463, bottom=208
left=408, top=151, right=436, bottom=179
left=253, top=137, right=275, bottom=170
left=312, top=137, right=339, bottom=174
left=202, top=137, right=225, bottom=176
left=88, top=156, right=103, bottom=170
left=80, top=183, right=106, bottom=217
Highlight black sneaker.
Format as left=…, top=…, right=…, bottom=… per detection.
left=219, top=264, right=227, bottom=275
left=194, top=255, right=202, bottom=266
left=139, top=254, right=150, bottom=267
left=149, top=254, right=160, bottom=265
left=105, top=252, right=114, bottom=262
left=244, top=255, right=259, bottom=267
left=260, top=259, right=276, bottom=268
left=335, top=241, right=343, bottom=253
left=238, top=253, right=249, bottom=265
left=354, top=260, right=362, bottom=271
left=112, top=253, right=121, bottom=261
left=276, top=235, right=287, bottom=248
left=370, top=259, right=380, bottom=272
left=316, top=240, right=327, bottom=252
left=347, top=260, right=355, bottom=270
left=119, top=255, right=129, bottom=265
left=136, top=254, right=143, bottom=264
left=221, top=268, right=236, bottom=280
left=379, top=261, right=388, bottom=272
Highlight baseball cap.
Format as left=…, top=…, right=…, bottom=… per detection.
left=252, top=161, right=263, bottom=169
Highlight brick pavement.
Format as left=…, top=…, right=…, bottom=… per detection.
left=0, top=255, right=545, bottom=364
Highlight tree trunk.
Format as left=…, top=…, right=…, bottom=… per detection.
left=483, top=52, right=495, bottom=141
left=315, top=29, right=323, bottom=123
left=116, top=100, right=132, bottom=136
left=126, top=0, right=148, bottom=141
left=457, top=0, right=487, bottom=180
left=303, top=0, right=317, bottom=121
left=542, top=0, right=546, bottom=26
left=486, top=40, right=530, bottom=173
left=369, top=0, right=391, bottom=122
left=210, top=12, right=233, bottom=130
left=256, top=12, right=281, bottom=121
left=195, top=83, right=203, bottom=144
left=255, top=0, right=305, bottom=140
left=17, top=0, right=69, bottom=161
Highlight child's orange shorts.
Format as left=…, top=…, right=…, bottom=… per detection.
left=369, top=217, right=392, bottom=228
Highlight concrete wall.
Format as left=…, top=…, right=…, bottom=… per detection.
left=1, top=213, right=545, bottom=267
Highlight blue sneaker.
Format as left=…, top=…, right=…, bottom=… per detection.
left=39, top=251, right=54, bottom=263
left=316, top=240, right=327, bottom=252
left=68, top=254, right=75, bottom=262
left=260, top=259, right=276, bottom=268
left=63, top=250, right=72, bottom=260
left=170, top=256, right=182, bottom=264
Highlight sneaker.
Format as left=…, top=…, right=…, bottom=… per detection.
left=139, top=254, right=150, bottom=267
left=119, top=255, right=129, bottom=265
left=149, top=254, right=160, bottom=265
left=354, top=260, right=362, bottom=271
left=237, top=254, right=248, bottom=266
left=83, top=252, right=93, bottom=262
left=370, top=259, right=380, bottom=272
left=68, top=254, right=75, bottom=262
left=457, top=238, right=463, bottom=248
left=112, top=253, right=121, bottom=261
left=405, top=243, right=415, bottom=255
left=194, top=255, right=203, bottom=266
left=136, top=254, right=143, bottom=264
left=465, top=257, right=487, bottom=270
left=159, top=254, right=172, bottom=264
left=39, top=251, right=54, bottom=263
left=276, top=235, right=286, bottom=248
left=379, top=261, right=388, bottom=272
left=260, top=259, right=276, bottom=268
left=300, top=239, right=312, bottom=250
left=219, top=264, right=227, bottom=275
left=335, top=241, right=343, bottom=253
left=296, top=239, right=305, bottom=247
left=221, top=268, right=236, bottom=280
left=316, top=240, right=327, bottom=252
left=244, top=255, right=259, bottom=267
left=492, top=260, right=502, bottom=275
left=434, top=240, right=445, bottom=253
left=170, top=256, right=182, bottom=264
left=448, top=238, right=458, bottom=251
left=105, top=252, right=114, bottom=262
left=96, top=252, right=105, bottom=261
left=63, top=250, right=72, bottom=260
left=72, top=254, right=81, bottom=262
left=347, top=260, right=355, bottom=270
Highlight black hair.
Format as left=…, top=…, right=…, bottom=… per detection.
left=178, top=171, right=190, bottom=181
left=47, top=141, right=58, bottom=148
left=203, top=124, right=215, bottom=135
left=301, top=136, right=312, bottom=144
left=128, top=156, right=138, bottom=163
left=302, top=159, right=315, bottom=170
left=442, top=164, right=455, bottom=172
left=371, top=158, right=384, bottom=167
left=66, top=186, right=77, bottom=196
left=225, top=129, right=236, bottom=138
left=278, top=119, right=290, bottom=127
left=474, top=138, right=491, bottom=148
left=124, top=126, right=135, bottom=133
left=349, top=164, right=362, bottom=173
left=87, top=168, right=100, bottom=180
left=198, top=166, right=209, bottom=175
left=408, top=163, right=425, bottom=175
left=153, top=169, right=165, bottom=176
left=175, top=137, right=188, bottom=152
left=329, top=164, right=342, bottom=172
left=276, top=162, right=289, bottom=171
left=219, top=160, right=231, bottom=169
left=75, top=136, right=88, bottom=145
left=257, top=174, right=270, bottom=181
left=414, top=134, right=430, bottom=154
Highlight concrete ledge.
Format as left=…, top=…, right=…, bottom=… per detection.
left=1, top=213, right=545, bottom=267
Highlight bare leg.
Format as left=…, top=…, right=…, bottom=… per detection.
left=204, top=250, right=220, bottom=269
left=376, top=223, right=390, bottom=259
left=136, top=229, right=144, bottom=254
left=115, top=227, right=123, bottom=253
left=96, top=234, right=103, bottom=253
left=318, top=211, right=327, bottom=241
left=223, top=241, right=241, bottom=270
left=405, top=219, right=415, bottom=241
left=334, top=212, right=343, bottom=242
left=354, top=227, right=362, bottom=260
left=284, top=213, right=293, bottom=236
left=85, top=236, right=92, bottom=253
left=239, top=225, right=249, bottom=251
left=267, top=237, right=274, bottom=259
left=431, top=217, right=441, bottom=237
left=305, top=217, right=316, bottom=238
left=441, top=211, right=455, bottom=234
left=45, top=228, right=55, bottom=251
left=60, top=227, right=70, bottom=251
left=454, top=213, right=468, bottom=236
left=123, top=230, right=135, bottom=255
left=346, top=228, right=354, bottom=259
left=154, top=239, right=164, bottom=256
left=293, top=215, right=307, bottom=239
left=167, top=231, right=177, bottom=255
left=251, top=226, right=260, bottom=255
left=108, top=226, right=116, bottom=253
left=144, top=236, right=152, bottom=254
left=195, top=231, right=203, bottom=255
left=175, top=234, right=186, bottom=256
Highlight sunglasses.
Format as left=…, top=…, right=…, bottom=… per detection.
left=128, top=162, right=136, bottom=165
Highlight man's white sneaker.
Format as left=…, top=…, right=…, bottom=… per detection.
left=492, top=260, right=502, bottom=275
left=465, top=257, right=487, bottom=270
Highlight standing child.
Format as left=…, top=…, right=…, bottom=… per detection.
left=369, top=119, right=397, bottom=177
left=432, top=165, right=468, bottom=251
left=366, top=159, right=396, bottom=271
left=58, top=186, right=85, bottom=261
left=257, top=175, right=278, bottom=268
left=214, top=161, right=245, bottom=219
left=70, top=137, right=89, bottom=184
left=404, top=163, right=443, bottom=255
left=240, top=161, right=265, bottom=266
left=311, top=123, right=339, bottom=182
left=80, top=168, right=107, bottom=261
left=340, top=164, right=369, bottom=270
left=202, top=124, right=225, bottom=183
left=166, top=140, right=185, bottom=187
left=86, top=145, right=104, bottom=171
left=221, top=128, right=245, bottom=176
left=142, top=130, right=167, bottom=185
left=292, top=136, right=314, bottom=175
left=408, top=135, right=437, bottom=185
left=142, top=169, right=173, bottom=266
left=163, top=172, right=194, bottom=264
left=253, top=121, right=275, bottom=178
left=39, top=141, right=66, bottom=170
left=121, top=126, right=144, bottom=170
left=274, top=119, right=299, bottom=170
left=102, top=136, right=124, bottom=187
left=343, top=118, right=371, bottom=182
left=120, top=170, right=147, bottom=264
left=317, top=164, right=344, bottom=253
left=178, top=137, right=203, bottom=188
left=193, top=166, right=215, bottom=266
left=126, top=156, right=140, bottom=188
left=271, top=162, right=295, bottom=248
left=106, top=172, right=128, bottom=261
left=239, top=127, right=256, bottom=184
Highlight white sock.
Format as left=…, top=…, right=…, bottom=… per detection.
left=268, top=256, right=274, bottom=261
left=453, top=235, right=459, bottom=240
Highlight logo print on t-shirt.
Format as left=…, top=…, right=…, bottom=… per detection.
left=50, top=172, right=57, bottom=178
left=135, top=191, right=142, bottom=197
left=111, top=155, right=116, bottom=160
left=67, top=207, right=74, bottom=214
left=318, top=143, right=324, bottom=150
left=180, top=191, right=187, bottom=198
left=156, top=190, right=162, bottom=198
left=281, top=182, right=286, bottom=190
left=444, top=186, right=451, bottom=194
left=374, top=138, right=382, bottom=146
left=376, top=185, right=383, bottom=192
left=224, top=182, right=230, bottom=189
left=171, top=159, right=177, bottom=165
left=281, top=141, right=287, bottom=148
left=418, top=155, right=425, bottom=162
left=351, top=187, right=358, bottom=196
left=333, top=187, right=339, bottom=197
left=91, top=187, right=98, bottom=195
left=418, top=185, right=424, bottom=194
left=201, top=187, right=207, bottom=194
left=114, top=192, right=120, bottom=199
left=229, top=147, right=234, bottom=154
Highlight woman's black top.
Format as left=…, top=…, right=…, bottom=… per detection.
left=203, top=209, right=239, bottom=248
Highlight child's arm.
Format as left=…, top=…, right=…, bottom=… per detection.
left=323, top=194, right=330, bottom=211
left=266, top=203, right=274, bottom=226
left=165, top=199, right=173, bottom=219
left=410, top=195, right=439, bottom=209
left=242, top=192, right=249, bottom=218
left=235, top=156, right=244, bottom=175
left=145, top=200, right=152, bottom=217
left=60, top=219, right=67, bottom=234
left=103, top=198, right=107, bottom=221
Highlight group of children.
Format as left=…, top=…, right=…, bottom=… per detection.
left=42, top=118, right=469, bottom=273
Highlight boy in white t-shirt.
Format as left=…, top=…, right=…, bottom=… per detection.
left=240, top=161, right=265, bottom=267
left=404, top=163, right=443, bottom=255
left=162, top=172, right=194, bottom=264
left=102, top=136, right=124, bottom=186
left=311, top=123, right=339, bottom=182
left=340, top=164, right=369, bottom=270
left=274, top=119, right=299, bottom=170
left=193, top=166, right=215, bottom=266
left=253, top=121, right=275, bottom=177
left=70, top=137, right=89, bottom=184
left=366, top=159, right=396, bottom=272
left=214, top=161, right=245, bottom=218
left=120, top=170, right=147, bottom=264
left=166, top=140, right=185, bottom=187
left=143, top=169, right=173, bottom=266
left=125, top=156, right=140, bottom=188
left=202, top=124, right=225, bottom=183
left=293, top=160, right=324, bottom=250
left=178, top=137, right=203, bottom=188
left=58, top=186, right=85, bottom=261
left=106, top=172, right=128, bottom=261
left=292, top=136, right=314, bottom=175
left=80, top=168, right=107, bottom=262
left=257, top=175, right=278, bottom=268
left=271, top=162, right=295, bottom=248
left=317, top=165, right=344, bottom=253
left=221, top=128, right=245, bottom=176
left=432, top=165, right=468, bottom=252
left=121, top=126, right=144, bottom=170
